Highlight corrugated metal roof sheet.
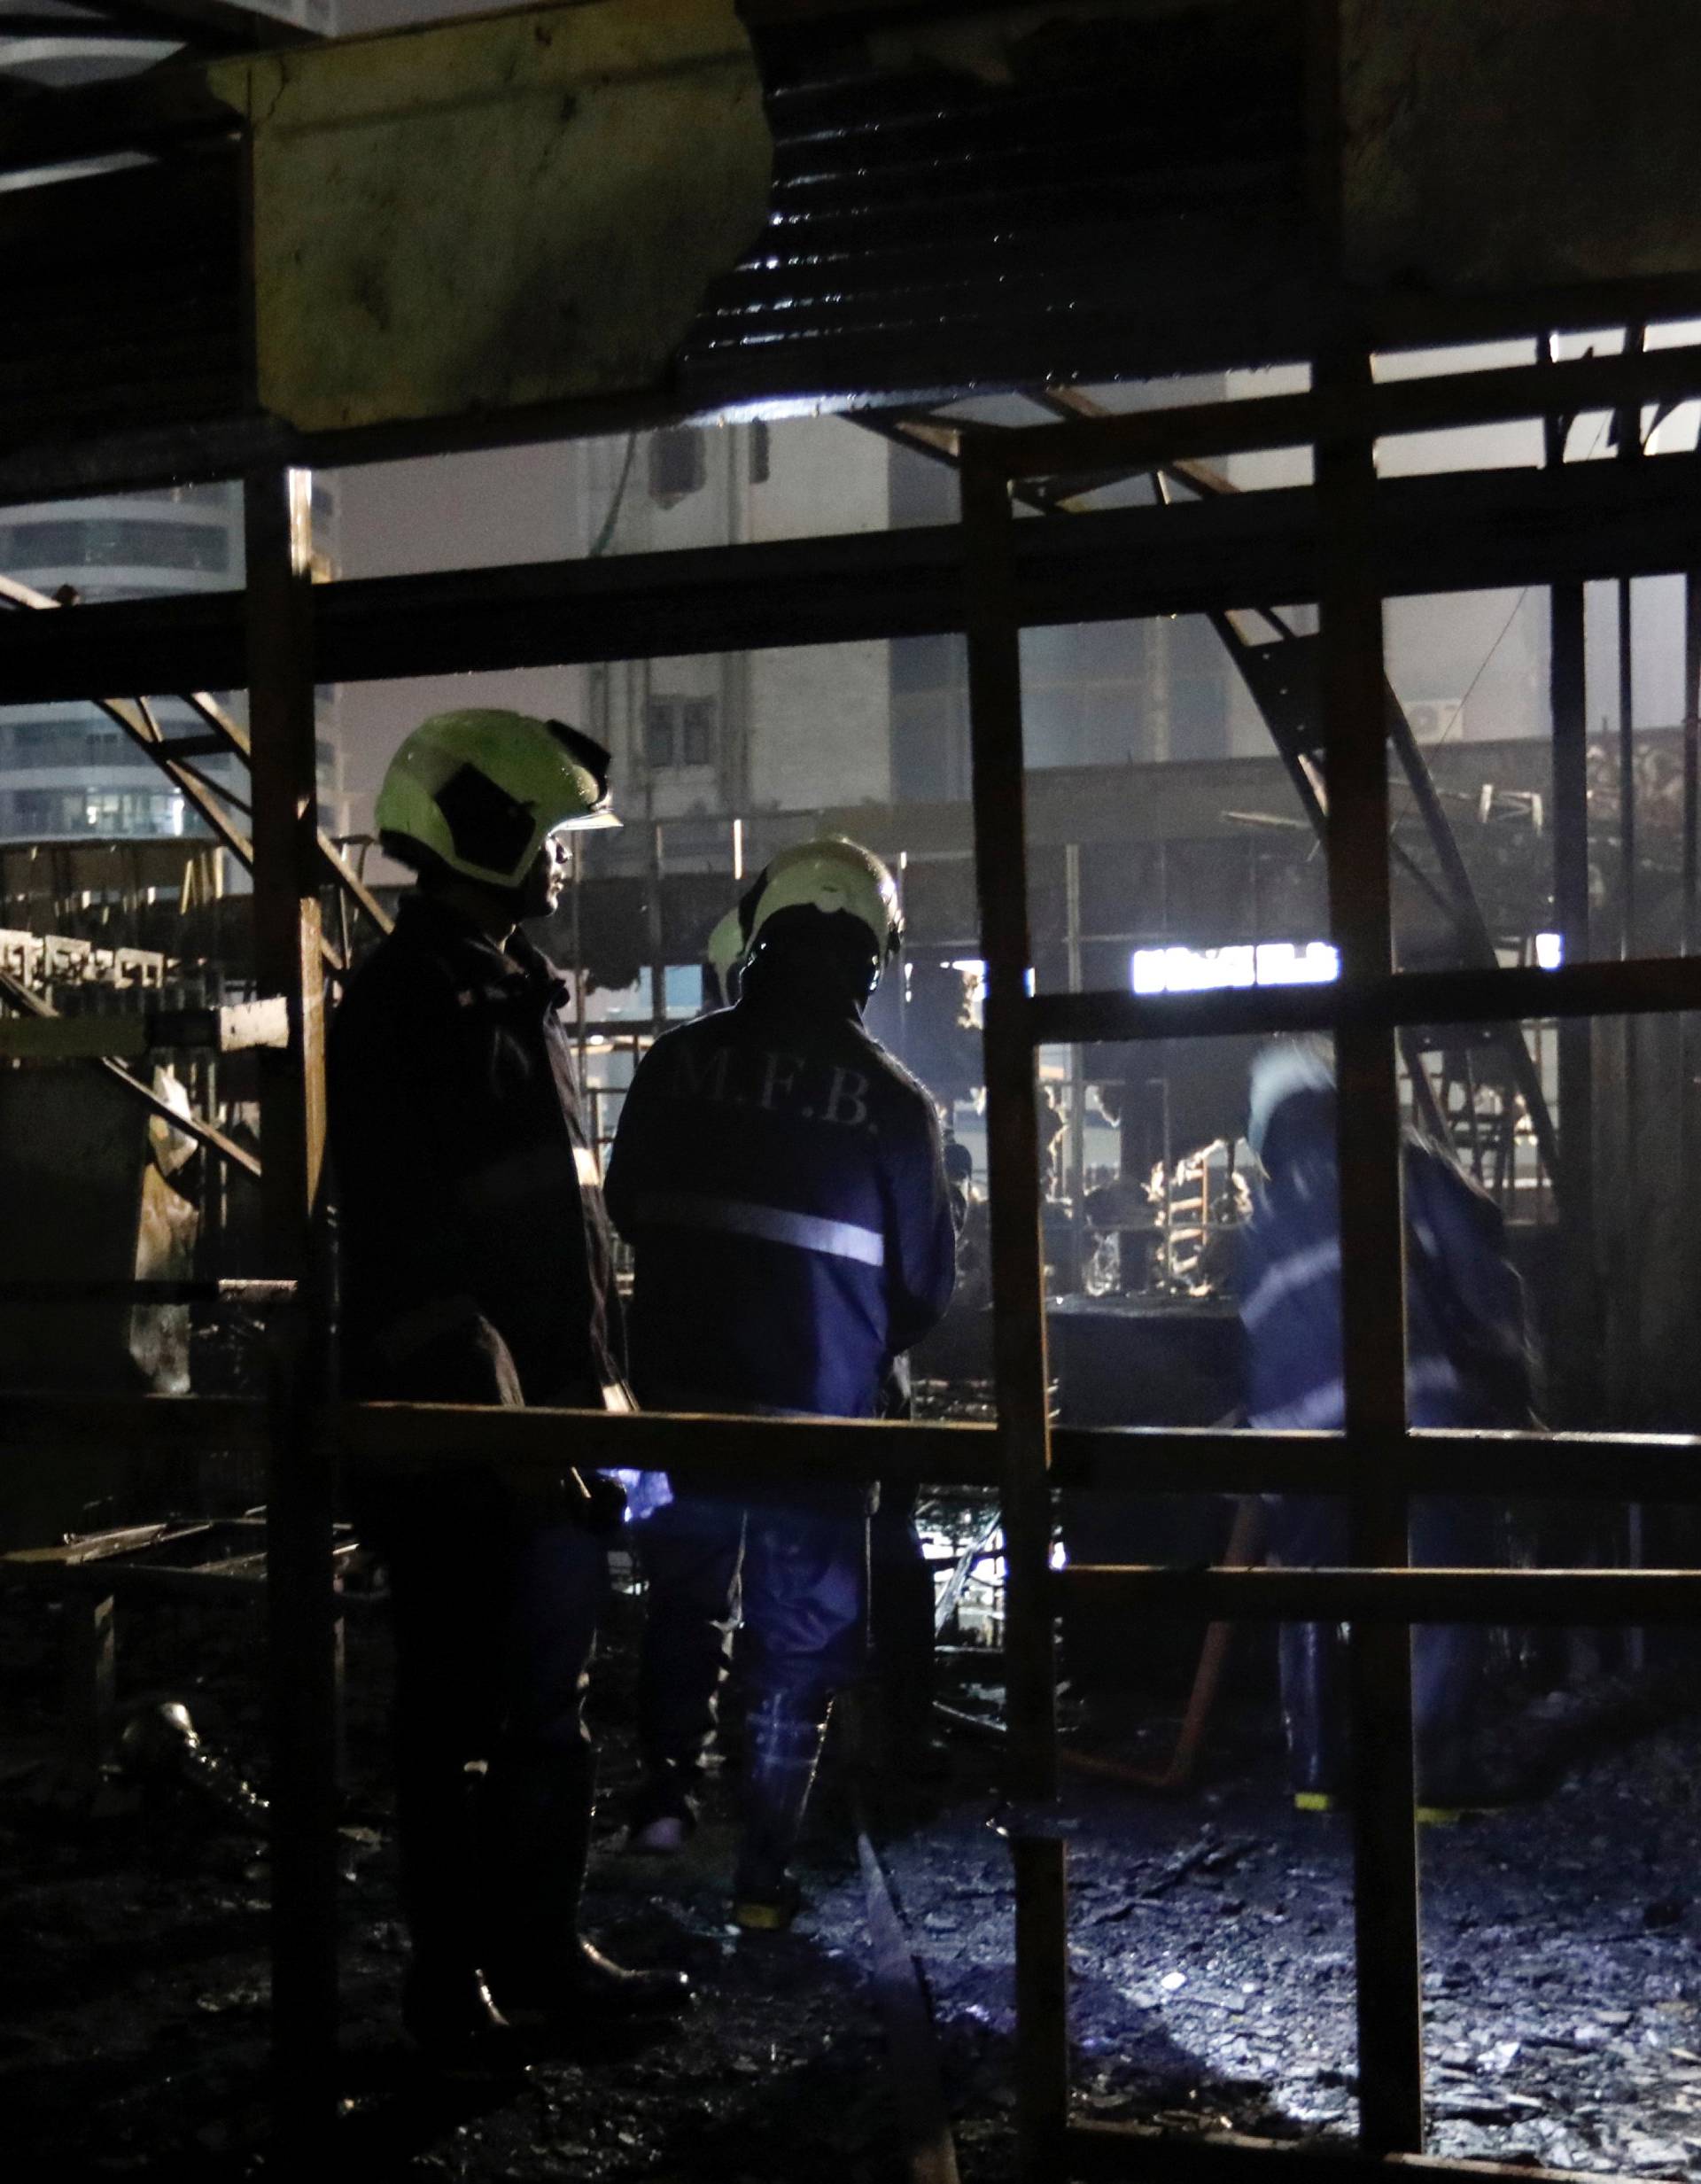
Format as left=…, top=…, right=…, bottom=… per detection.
left=680, top=0, right=1309, bottom=404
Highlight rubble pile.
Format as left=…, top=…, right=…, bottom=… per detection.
left=4, top=1574, right=1701, bottom=2180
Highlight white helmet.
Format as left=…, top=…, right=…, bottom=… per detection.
left=1247, top=1038, right=1334, bottom=1159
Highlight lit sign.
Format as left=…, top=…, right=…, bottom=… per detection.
left=1130, top=934, right=1564, bottom=994
left=1131, top=942, right=1339, bottom=994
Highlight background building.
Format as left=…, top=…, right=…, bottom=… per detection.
left=0, top=0, right=344, bottom=851
left=567, top=400, right=1248, bottom=839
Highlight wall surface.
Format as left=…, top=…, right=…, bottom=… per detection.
left=1346, top=0, right=1701, bottom=291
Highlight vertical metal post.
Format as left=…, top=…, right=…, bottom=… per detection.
left=1617, top=577, right=1638, bottom=959
left=649, top=819, right=668, bottom=1030
left=1318, top=401, right=1426, bottom=2155
left=1612, top=362, right=1643, bottom=1463
left=1317, top=338, right=1424, bottom=2157
left=1307, top=0, right=1422, bottom=2149
left=1682, top=579, right=1701, bottom=1352
left=1685, top=577, right=1701, bottom=966
left=960, top=447, right=1065, bottom=2174
left=571, top=836, right=589, bottom=1081
left=1065, top=841, right=1087, bottom=1287
left=246, top=464, right=338, bottom=2146
left=1615, top=568, right=1645, bottom=1625
left=1550, top=583, right=1597, bottom=1420
left=62, top=1589, right=115, bottom=1783
left=1013, top=1833, right=1069, bottom=2159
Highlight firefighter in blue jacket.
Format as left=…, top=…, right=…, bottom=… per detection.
left=603, top=837, right=957, bottom=1928
left=1239, top=1039, right=1532, bottom=1814
left=330, top=710, right=688, bottom=2061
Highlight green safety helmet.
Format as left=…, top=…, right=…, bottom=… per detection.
left=704, top=905, right=748, bottom=1007
left=742, top=836, right=902, bottom=968
left=376, top=708, right=617, bottom=890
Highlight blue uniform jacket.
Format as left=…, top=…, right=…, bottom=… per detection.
left=603, top=983, right=956, bottom=1422
left=1239, top=1090, right=1532, bottom=1432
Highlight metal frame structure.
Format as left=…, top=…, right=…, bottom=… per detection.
left=10, top=5, right=1701, bottom=2177
left=17, top=332, right=1695, bottom=2173
left=946, top=321, right=1701, bottom=2184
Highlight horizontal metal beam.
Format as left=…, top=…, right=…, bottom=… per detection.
left=1052, top=1426, right=1701, bottom=1503
left=0, top=1278, right=294, bottom=1306
left=6, top=252, right=1701, bottom=509
left=1030, top=956, right=1701, bottom=1046
left=0, top=1393, right=266, bottom=1457
left=1067, top=2118, right=1627, bottom=2184
left=0, top=997, right=288, bottom=1061
left=9, top=448, right=1701, bottom=703
left=989, top=342, right=1701, bottom=482
left=1058, top=1565, right=1701, bottom=1623
left=339, top=1403, right=1002, bottom=1489
left=2, top=1396, right=1699, bottom=1508
left=0, top=960, right=262, bottom=1177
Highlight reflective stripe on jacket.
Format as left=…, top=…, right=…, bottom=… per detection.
left=603, top=984, right=956, bottom=1420
left=1239, top=1092, right=1532, bottom=1433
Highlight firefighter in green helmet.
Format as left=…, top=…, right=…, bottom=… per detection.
left=330, top=709, right=689, bottom=2063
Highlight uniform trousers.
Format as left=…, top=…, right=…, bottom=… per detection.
left=633, top=1491, right=867, bottom=1799
left=1271, top=1493, right=1500, bottom=1799
left=362, top=1466, right=608, bottom=1975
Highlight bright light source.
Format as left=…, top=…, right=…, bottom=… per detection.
left=1132, top=940, right=1339, bottom=994
left=946, top=957, right=1034, bottom=994
left=1535, top=930, right=1564, bottom=970
left=1256, top=941, right=1339, bottom=985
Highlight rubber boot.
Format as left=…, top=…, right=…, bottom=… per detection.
left=1413, top=1616, right=1496, bottom=1817
left=393, top=1740, right=526, bottom=2069
left=482, top=1743, right=690, bottom=2025
left=402, top=1959, right=524, bottom=2073
left=1279, top=1620, right=1348, bottom=1810
left=733, top=1691, right=832, bottom=1931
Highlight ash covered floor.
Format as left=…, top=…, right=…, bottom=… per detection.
left=4, top=1585, right=1701, bottom=2180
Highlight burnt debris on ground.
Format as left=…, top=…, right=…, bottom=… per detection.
left=4, top=1574, right=1701, bottom=2180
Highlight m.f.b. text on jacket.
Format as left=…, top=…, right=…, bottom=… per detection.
left=603, top=983, right=954, bottom=1421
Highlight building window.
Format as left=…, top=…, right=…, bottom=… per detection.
left=749, top=419, right=771, bottom=486
left=6, top=785, right=189, bottom=837
left=0, top=518, right=229, bottom=576
left=680, top=697, right=716, bottom=766
left=644, top=696, right=676, bottom=768
left=648, top=428, right=705, bottom=507
left=644, top=695, right=718, bottom=770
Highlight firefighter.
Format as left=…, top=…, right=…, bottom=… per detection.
left=603, top=836, right=956, bottom=1928
left=1239, top=1038, right=1531, bottom=1815
left=330, top=709, right=688, bottom=2062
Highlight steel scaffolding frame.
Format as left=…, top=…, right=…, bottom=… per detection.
left=950, top=357, right=1701, bottom=2181
left=8, top=15, right=1701, bottom=2177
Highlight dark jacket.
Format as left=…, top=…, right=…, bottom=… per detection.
left=1239, top=1088, right=1532, bottom=1432
left=603, top=968, right=956, bottom=1421
left=329, top=892, right=623, bottom=1409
